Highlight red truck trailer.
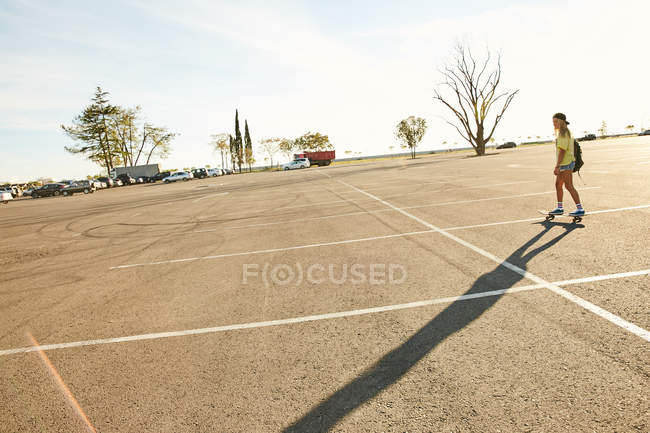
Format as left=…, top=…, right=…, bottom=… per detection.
left=293, top=150, right=336, bottom=166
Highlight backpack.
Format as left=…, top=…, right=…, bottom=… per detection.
left=573, top=139, right=584, bottom=173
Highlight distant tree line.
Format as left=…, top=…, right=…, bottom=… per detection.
left=62, top=87, right=176, bottom=175
left=211, top=110, right=334, bottom=172
left=259, top=132, right=334, bottom=168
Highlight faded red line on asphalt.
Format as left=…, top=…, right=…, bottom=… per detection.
left=27, top=332, right=97, bottom=433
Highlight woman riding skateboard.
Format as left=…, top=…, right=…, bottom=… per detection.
left=549, top=113, right=585, bottom=217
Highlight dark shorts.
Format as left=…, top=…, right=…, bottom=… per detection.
left=559, top=161, right=575, bottom=171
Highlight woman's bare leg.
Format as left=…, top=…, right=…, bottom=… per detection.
left=562, top=171, right=581, bottom=204
left=555, top=174, right=564, bottom=203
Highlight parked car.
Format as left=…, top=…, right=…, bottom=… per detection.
left=496, top=142, right=517, bottom=149
left=192, top=168, right=209, bottom=179
left=1, top=190, right=12, bottom=204
left=152, top=171, right=171, bottom=181
left=112, top=178, right=124, bottom=187
left=97, top=177, right=115, bottom=188
left=207, top=168, right=223, bottom=177
left=579, top=134, right=597, bottom=141
left=223, top=168, right=233, bottom=175
left=283, top=159, right=310, bottom=170
left=32, top=183, right=69, bottom=198
left=0, top=186, right=22, bottom=198
left=23, top=188, right=34, bottom=196
left=117, top=174, right=136, bottom=185
left=639, top=130, right=650, bottom=136
left=296, top=157, right=311, bottom=167
left=58, top=182, right=95, bottom=196
left=162, top=171, right=192, bottom=182
left=65, top=181, right=96, bottom=195
left=137, top=176, right=156, bottom=183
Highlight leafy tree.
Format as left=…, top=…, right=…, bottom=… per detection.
left=63, top=88, right=175, bottom=173
left=625, top=124, right=635, bottom=133
left=293, top=131, right=334, bottom=151
left=111, top=106, right=140, bottom=167
left=145, top=126, right=175, bottom=164
left=598, top=120, right=608, bottom=137
left=61, top=87, right=119, bottom=175
left=434, top=44, right=519, bottom=156
left=277, top=138, right=297, bottom=161
left=395, top=116, right=427, bottom=159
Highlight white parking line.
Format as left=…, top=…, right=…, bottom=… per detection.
left=210, top=187, right=601, bottom=231
left=192, top=192, right=229, bottom=203
left=110, top=229, right=437, bottom=269
left=112, top=203, right=650, bottom=268
left=338, top=179, right=650, bottom=341
left=445, top=204, right=650, bottom=230
left=2, top=269, right=648, bottom=357
left=277, top=181, right=538, bottom=211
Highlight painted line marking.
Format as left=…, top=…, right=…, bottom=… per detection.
left=336, top=179, right=650, bottom=341
left=207, top=187, right=601, bottom=231
left=109, top=229, right=437, bottom=269
left=192, top=192, right=229, bottom=203
left=444, top=204, right=650, bottom=231
left=2, top=269, right=647, bottom=357
left=277, top=181, right=538, bottom=211
left=111, top=203, right=650, bottom=269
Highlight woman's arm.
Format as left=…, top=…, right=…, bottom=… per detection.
left=554, top=148, right=565, bottom=175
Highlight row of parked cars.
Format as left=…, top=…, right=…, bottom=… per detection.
left=92, top=167, right=232, bottom=188
left=159, top=167, right=232, bottom=183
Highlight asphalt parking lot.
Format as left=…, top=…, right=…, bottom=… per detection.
left=1, top=136, right=649, bottom=433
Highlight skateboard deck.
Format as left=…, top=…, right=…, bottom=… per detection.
left=538, top=210, right=585, bottom=223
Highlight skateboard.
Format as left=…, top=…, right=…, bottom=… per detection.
left=538, top=210, right=585, bottom=223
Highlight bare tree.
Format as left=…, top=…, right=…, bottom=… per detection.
left=434, top=44, right=519, bottom=156
left=260, top=138, right=282, bottom=169
left=209, top=133, right=230, bottom=169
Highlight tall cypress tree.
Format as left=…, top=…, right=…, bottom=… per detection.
left=234, top=109, right=243, bottom=173
left=244, top=120, right=253, bottom=172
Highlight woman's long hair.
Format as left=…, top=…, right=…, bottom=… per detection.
left=555, top=119, right=571, bottom=139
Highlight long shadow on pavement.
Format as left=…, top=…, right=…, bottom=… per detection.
left=284, top=221, right=581, bottom=432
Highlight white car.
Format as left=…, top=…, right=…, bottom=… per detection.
left=1, top=190, right=13, bottom=204
left=282, top=159, right=310, bottom=170
left=162, top=171, right=192, bottom=182
left=207, top=168, right=223, bottom=177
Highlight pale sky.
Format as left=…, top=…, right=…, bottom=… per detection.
left=1, top=0, right=649, bottom=182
